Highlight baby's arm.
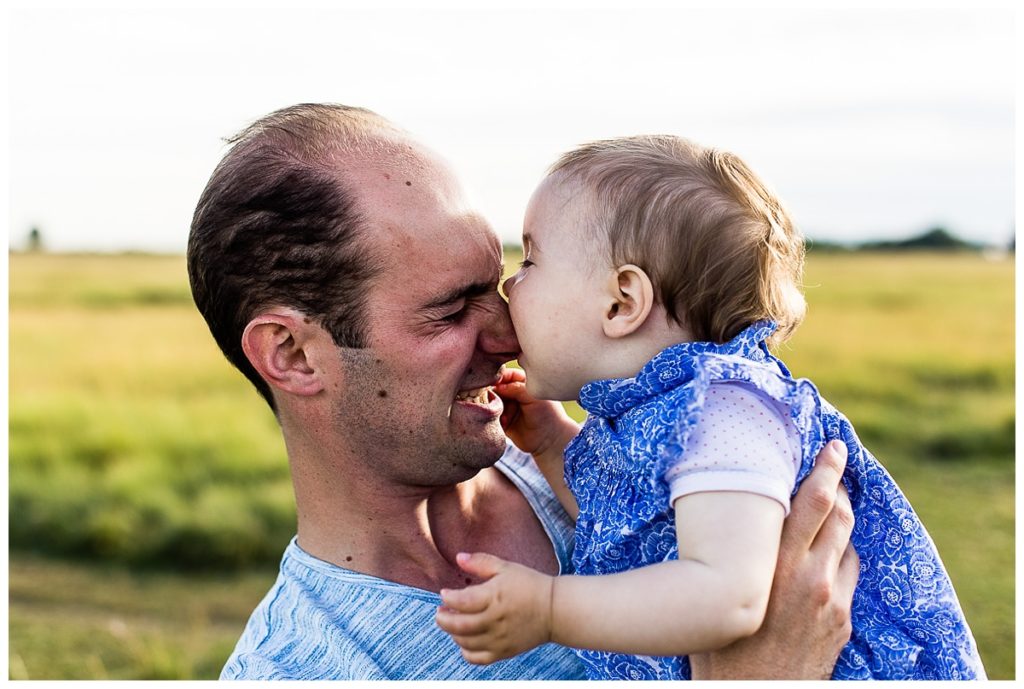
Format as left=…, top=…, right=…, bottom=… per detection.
left=690, top=440, right=857, bottom=679
left=496, top=367, right=579, bottom=518
left=555, top=491, right=783, bottom=654
left=436, top=490, right=784, bottom=663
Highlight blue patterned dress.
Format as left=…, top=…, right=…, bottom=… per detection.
left=563, top=322, right=985, bottom=680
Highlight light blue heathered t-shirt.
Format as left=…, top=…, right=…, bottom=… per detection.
left=221, top=444, right=586, bottom=680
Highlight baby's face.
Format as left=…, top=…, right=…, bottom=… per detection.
left=502, top=178, right=610, bottom=401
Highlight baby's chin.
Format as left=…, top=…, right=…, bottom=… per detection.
left=525, top=377, right=578, bottom=403
left=523, top=376, right=551, bottom=401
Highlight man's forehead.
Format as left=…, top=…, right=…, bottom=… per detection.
left=339, top=136, right=456, bottom=194
left=339, top=146, right=503, bottom=301
left=339, top=145, right=495, bottom=244
left=369, top=228, right=503, bottom=318
left=408, top=213, right=504, bottom=275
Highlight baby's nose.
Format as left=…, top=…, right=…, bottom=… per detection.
left=501, top=272, right=518, bottom=300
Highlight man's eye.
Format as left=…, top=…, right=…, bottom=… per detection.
left=439, top=306, right=466, bottom=322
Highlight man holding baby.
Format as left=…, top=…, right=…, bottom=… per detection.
left=187, top=103, right=857, bottom=680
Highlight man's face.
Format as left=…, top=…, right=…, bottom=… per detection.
left=331, top=143, right=520, bottom=487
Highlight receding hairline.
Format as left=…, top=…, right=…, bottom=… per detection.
left=224, top=104, right=457, bottom=228
left=226, top=103, right=403, bottom=156
left=221, top=104, right=438, bottom=196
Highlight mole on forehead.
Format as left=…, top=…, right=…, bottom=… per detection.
left=346, top=145, right=420, bottom=169
left=369, top=153, right=438, bottom=190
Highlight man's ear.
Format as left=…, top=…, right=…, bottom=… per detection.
left=241, top=309, right=325, bottom=398
left=602, top=264, right=655, bottom=339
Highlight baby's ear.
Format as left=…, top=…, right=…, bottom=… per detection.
left=602, top=264, right=654, bottom=339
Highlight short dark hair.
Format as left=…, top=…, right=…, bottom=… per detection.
left=188, top=103, right=395, bottom=411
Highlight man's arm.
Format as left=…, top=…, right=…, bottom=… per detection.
left=689, top=440, right=858, bottom=680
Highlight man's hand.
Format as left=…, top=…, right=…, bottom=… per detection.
left=689, top=440, right=858, bottom=680
left=435, top=552, right=554, bottom=665
left=497, top=367, right=579, bottom=458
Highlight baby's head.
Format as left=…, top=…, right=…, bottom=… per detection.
left=504, top=135, right=807, bottom=400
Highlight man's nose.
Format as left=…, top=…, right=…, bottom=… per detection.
left=480, top=294, right=520, bottom=359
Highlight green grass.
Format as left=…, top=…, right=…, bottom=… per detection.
left=8, top=251, right=1015, bottom=678
left=10, top=255, right=294, bottom=567
left=8, top=554, right=278, bottom=680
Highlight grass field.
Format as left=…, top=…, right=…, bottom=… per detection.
left=8, top=250, right=1015, bottom=679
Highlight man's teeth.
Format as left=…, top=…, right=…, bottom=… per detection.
left=456, top=387, right=490, bottom=403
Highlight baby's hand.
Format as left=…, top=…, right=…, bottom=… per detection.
left=435, top=552, right=554, bottom=665
left=497, top=367, right=578, bottom=458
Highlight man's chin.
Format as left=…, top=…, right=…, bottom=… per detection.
left=455, top=423, right=507, bottom=470
left=480, top=422, right=510, bottom=461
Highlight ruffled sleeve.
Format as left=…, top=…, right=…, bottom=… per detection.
left=663, top=381, right=800, bottom=514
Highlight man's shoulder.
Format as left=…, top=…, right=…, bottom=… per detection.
left=494, top=441, right=551, bottom=502
left=220, top=651, right=300, bottom=681
left=218, top=544, right=391, bottom=680
left=219, top=544, right=583, bottom=680
left=221, top=647, right=387, bottom=681
left=496, top=439, right=534, bottom=471
left=222, top=648, right=388, bottom=680
left=217, top=564, right=307, bottom=680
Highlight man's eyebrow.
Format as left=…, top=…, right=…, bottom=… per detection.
left=422, top=280, right=495, bottom=310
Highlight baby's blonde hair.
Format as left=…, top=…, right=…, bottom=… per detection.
left=549, top=135, right=806, bottom=346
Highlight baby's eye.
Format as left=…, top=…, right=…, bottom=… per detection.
left=519, top=259, right=534, bottom=268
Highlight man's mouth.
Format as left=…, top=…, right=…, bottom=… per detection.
left=455, top=386, right=492, bottom=404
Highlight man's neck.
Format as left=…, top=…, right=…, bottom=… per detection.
left=292, top=465, right=483, bottom=590
left=289, top=450, right=558, bottom=592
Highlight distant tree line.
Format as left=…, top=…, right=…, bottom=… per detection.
left=17, top=226, right=1015, bottom=256
left=805, top=226, right=1011, bottom=253
left=506, top=226, right=1012, bottom=255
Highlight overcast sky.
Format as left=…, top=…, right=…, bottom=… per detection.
left=7, top=5, right=1016, bottom=252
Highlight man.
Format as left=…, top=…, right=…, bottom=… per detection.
left=188, top=103, right=858, bottom=680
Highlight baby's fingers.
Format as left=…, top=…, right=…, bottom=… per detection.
left=460, top=648, right=503, bottom=666
left=495, top=379, right=527, bottom=396
left=455, top=551, right=507, bottom=579
left=449, top=630, right=499, bottom=652
left=435, top=608, right=492, bottom=637
left=449, top=633, right=509, bottom=665
left=439, top=582, right=493, bottom=613
left=495, top=379, right=532, bottom=405
left=497, top=367, right=527, bottom=386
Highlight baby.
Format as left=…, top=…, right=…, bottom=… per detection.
left=434, top=135, right=985, bottom=680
